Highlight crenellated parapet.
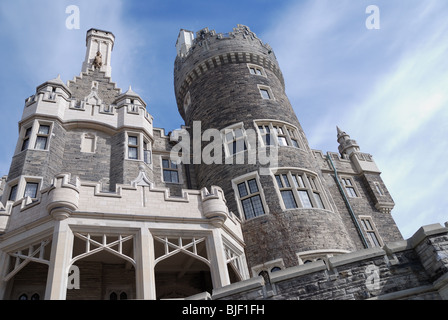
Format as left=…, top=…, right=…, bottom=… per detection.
left=174, top=25, right=284, bottom=120
left=1, top=172, right=242, bottom=240
left=21, top=72, right=153, bottom=138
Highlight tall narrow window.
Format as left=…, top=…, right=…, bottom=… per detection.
left=24, top=182, right=39, bottom=198
left=224, top=127, right=247, bottom=156
left=237, top=178, right=265, bottom=220
left=21, top=127, right=32, bottom=151
left=272, top=125, right=288, bottom=146
left=258, top=125, right=273, bottom=146
left=35, top=125, right=50, bottom=150
left=309, top=176, right=325, bottom=209
left=374, top=182, right=384, bottom=196
left=128, top=136, right=138, bottom=160
left=275, top=174, right=297, bottom=209
left=162, top=159, right=179, bottom=183
left=9, top=185, right=18, bottom=201
left=255, top=121, right=302, bottom=149
left=143, top=141, right=151, bottom=164
left=287, top=128, right=300, bottom=148
left=360, top=217, right=382, bottom=247
left=341, top=177, right=358, bottom=198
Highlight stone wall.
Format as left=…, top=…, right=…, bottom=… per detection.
left=212, top=222, right=448, bottom=300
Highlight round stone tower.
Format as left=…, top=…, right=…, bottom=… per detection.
left=174, top=25, right=357, bottom=274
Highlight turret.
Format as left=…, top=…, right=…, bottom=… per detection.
left=174, top=25, right=357, bottom=273
left=81, top=28, right=115, bottom=78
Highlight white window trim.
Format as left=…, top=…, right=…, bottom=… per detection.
left=125, top=132, right=152, bottom=164
left=16, top=120, right=53, bottom=154
left=221, top=122, right=251, bottom=158
left=2, top=176, right=43, bottom=204
left=254, top=120, right=303, bottom=149
left=160, top=155, right=183, bottom=185
left=340, top=176, right=361, bottom=198
left=257, top=84, right=274, bottom=100
left=359, top=215, right=384, bottom=247
left=270, top=167, right=331, bottom=211
left=247, top=63, right=266, bottom=77
left=251, top=258, right=285, bottom=278
left=231, top=171, right=269, bottom=221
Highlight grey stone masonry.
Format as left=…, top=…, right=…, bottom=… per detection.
left=173, top=24, right=402, bottom=273
left=212, top=222, right=448, bottom=300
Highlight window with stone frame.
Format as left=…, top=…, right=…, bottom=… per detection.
left=222, top=124, right=249, bottom=157
left=374, top=182, right=384, bottom=196
left=127, top=135, right=139, bottom=160
left=341, top=177, right=358, bottom=198
left=274, top=171, right=327, bottom=210
left=34, top=124, right=50, bottom=150
left=255, top=121, right=302, bottom=149
left=258, top=85, right=273, bottom=100
left=143, top=140, right=151, bottom=165
left=360, top=216, right=382, bottom=247
left=21, top=127, right=32, bottom=151
left=162, top=159, right=179, bottom=183
left=24, top=182, right=39, bottom=199
left=8, top=184, right=18, bottom=201
left=232, top=173, right=267, bottom=220
left=247, top=63, right=265, bottom=76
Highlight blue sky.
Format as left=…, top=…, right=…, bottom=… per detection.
left=0, top=0, right=447, bottom=239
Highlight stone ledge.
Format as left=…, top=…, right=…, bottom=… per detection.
left=270, top=260, right=327, bottom=284
left=328, top=247, right=386, bottom=268
left=408, top=223, right=448, bottom=248
left=367, top=284, right=436, bottom=300
left=212, top=276, right=264, bottom=300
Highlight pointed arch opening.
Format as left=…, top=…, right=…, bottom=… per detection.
left=153, top=236, right=213, bottom=299
left=67, top=232, right=136, bottom=300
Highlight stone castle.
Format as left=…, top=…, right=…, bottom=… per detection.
left=0, top=26, right=446, bottom=300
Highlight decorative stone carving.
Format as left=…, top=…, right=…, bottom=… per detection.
left=93, top=51, right=103, bottom=69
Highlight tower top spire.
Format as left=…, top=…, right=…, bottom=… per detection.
left=337, top=126, right=360, bottom=156
left=81, top=28, right=115, bottom=78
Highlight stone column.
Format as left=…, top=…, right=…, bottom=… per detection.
left=208, top=229, right=230, bottom=289
left=0, top=250, right=9, bottom=299
left=135, top=227, right=156, bottom=299
left=44, top=219, right=74, bottom=300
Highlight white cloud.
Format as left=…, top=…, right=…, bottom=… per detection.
left=262, top=0, right=448, bottom=238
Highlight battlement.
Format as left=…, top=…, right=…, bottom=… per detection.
left=174, top=25, right=284, bottom=119
left=212, top=222, right=448, bottom=300
left=20, top=71, right=153, bottom=138
left=0, top=173, right=242, bottom=239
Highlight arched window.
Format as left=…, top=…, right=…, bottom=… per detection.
left=271, top=267, right=281, bottom=273
left=110, top=292, right=118, bottom=300
left=119, top=292, right=127, bottom=300
left=31, top=293, right=40, bottom=300
left=18, top=294, right=28, bottom=300
left=274, top=170, right=326, bottom=210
